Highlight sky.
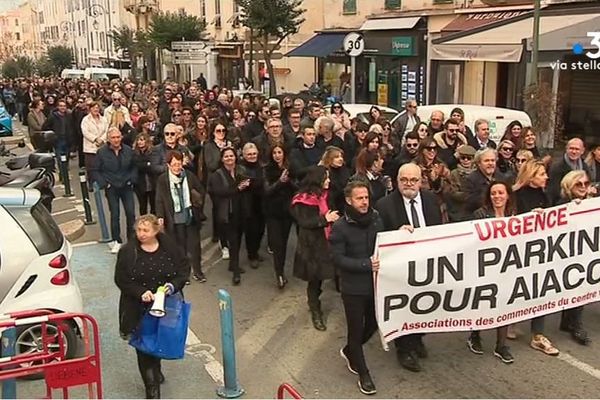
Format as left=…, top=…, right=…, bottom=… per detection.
left=0, top=0, right=24, bottom=13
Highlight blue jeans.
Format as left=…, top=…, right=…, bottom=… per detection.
left=105, top=185, right=136, bottom=243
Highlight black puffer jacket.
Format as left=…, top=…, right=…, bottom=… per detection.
left=329, top=208, right=384, bottom=296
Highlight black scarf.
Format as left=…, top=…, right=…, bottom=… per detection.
left=345, top=204, right=374, bottom=228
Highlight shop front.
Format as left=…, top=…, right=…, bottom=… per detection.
left=430, top=6, right=600, bottom=114
left=359, top=17, right=428, bottom=110
left=213, top=42, right=245, bottom=89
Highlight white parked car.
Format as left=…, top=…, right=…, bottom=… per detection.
left=0, top=188, right=82, bottom=368
left=324, top=104, right=399, bottom=125
left=391, top=104, right=532, bottom=142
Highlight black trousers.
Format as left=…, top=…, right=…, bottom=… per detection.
left=173, top=223, right=202, bottom=275
left=135, top=189, right=156, bottom=216
left=562, top=306, right=583, bottom=326
left=342, top=293, right=378, bottom=375
left=223, top=220, right=243, bottom=276
left=307, top=280, right=323, bottom=311
left=266, top=217, right=293, bottom=276
left=136, top=349, right=161, bottom=386
left=394, top=334, right=424, bottom=354
left=244, top=211, right=265, bottom=260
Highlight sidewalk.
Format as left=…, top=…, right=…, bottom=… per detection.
left=14, top=243, right=218, bottom=399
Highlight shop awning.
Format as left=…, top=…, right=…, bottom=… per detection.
left=532, top=15, right=600, bottom=51
left=432, top=13, right=600, bottom=63
left=360, top=17, right=421, bottom=31
left=441, top=11, right=528, bottom=34
left=285, top=33, right=345, bottom=58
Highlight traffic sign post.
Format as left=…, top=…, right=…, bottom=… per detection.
left=343, top=32, right=364, bottom=104
left=171, top=41, right=209, bottom=65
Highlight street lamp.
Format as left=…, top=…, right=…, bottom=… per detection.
left=89, top=3, right=111, bottom=67
left=59, top=21, right=78, bottom=66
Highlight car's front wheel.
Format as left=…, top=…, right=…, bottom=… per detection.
left=15, top=321, right=78, bottom=380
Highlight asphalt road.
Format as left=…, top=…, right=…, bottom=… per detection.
left=5, top=122, right=600, bottom=398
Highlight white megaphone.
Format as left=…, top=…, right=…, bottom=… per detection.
left=149, top=287, right=166, bottom=318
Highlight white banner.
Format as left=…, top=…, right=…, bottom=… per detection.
left=375, top=197, right=600, bottom=343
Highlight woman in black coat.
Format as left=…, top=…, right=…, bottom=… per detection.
left=155, top=150, right=207, bottom=283
left=133, top=133, right=159, bottom=215
left=207, top=147, right=250, bottom=285
left=320, top=146, right=350, bottom=212
left=513, top=160, right=560, bottom=356
left=263, top=144, right=297, bottom=288
left=291, top=166, right=340, bottom=331
left=114, top=214, right=189, bottom=399
left=239, top=142, right=265, bottom=269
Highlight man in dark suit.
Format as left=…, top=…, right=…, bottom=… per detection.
left=468, top=119, right=497, bottom=150
left=374, top=163, right=443, bottom=373
left=391, top=99, right=420, bottom=147
left=547, top=137, right=590, bottom=205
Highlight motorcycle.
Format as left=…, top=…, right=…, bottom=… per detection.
left=0, top=140, right=55, bottom=212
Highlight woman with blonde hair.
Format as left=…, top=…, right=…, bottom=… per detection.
left=584, top=140, right=600, bottom=185
left=111, top=108, right=135, bottom=146
left=115, top=214, right=189, bottom=399
left=320, top=146, right=350, bottom=212
left=557, top=170, right=596, bottom=345
left=515, top=149, right=534, bottom=171
left=513, top=159, right=560, bottom=355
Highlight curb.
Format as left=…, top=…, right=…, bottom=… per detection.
left=60, top=219, right=86, bottom=242
left=1, top=135, right=27, bottom=145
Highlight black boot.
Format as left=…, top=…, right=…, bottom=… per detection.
left=311, top=310, right=326, bottom=331
left=145, top=384, right=160, bottom=399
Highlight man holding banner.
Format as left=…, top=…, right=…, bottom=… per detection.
left=374, top=163, right=443, bottom=373
left=330, top=180, right=384, bottom=395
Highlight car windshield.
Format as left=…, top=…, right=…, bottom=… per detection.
left=92, top=73, right=120, bottom=81
left=6, top=202, right=63, bottom=255
left=356, top=111, right=398, bottom=123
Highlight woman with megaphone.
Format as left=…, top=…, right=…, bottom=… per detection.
left=115, top=214, right=189, bottom=399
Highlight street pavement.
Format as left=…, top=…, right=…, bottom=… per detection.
left=6, top=121, right=600, bottom=398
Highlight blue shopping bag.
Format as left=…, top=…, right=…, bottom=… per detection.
left=129, top=292, right=191, bottom=359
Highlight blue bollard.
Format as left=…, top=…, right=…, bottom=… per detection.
left=216, top=289, right=244, bottom=398
left=1, top=327, right=17, bottom=399
left=92, top=181, right=111, bottom=243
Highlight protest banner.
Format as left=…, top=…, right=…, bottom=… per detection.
left=374, top=197, right=600, bottom=343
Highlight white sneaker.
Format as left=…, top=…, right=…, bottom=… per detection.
left=221, top=247, right=230, bottom=260
left=107, top=241, right=117, bottom=252
left=111, top=242, right=122, bottom=254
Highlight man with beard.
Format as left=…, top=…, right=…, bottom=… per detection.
left=242, top=104, right=270, bottom=144
left=386, top=131, right=420, bottom=184
left=433, top=118, right=468, bottom=170
left=329, top=180, right=384, bottom=395
left=375, top=163, right=442, bottom=373
left=464, top=148, right=500, bottom=214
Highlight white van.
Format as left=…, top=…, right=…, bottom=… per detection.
left=83, top=67, right=122, bottom=81
left=60, top=68, right=85, bottom=80
left=392, top=104, right=532, bottom=142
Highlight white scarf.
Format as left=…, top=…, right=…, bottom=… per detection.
left=168, top=170, right=191, bottom=213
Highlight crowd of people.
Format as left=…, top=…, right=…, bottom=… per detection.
left=5, top=76, right=600, bottom=397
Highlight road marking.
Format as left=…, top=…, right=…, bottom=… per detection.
left=72, top=241, right=103, bottom=248
left=202, top=242, right=221, bottom=264
left=558, top=353, right=600, bottom=381
left=74, top=204, right=85, bottom=213
left=51, top=208, right=79, bottom=217
left=185, top=328, right=224, bottom=385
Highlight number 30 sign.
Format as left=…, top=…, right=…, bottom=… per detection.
left=343, top=32, right=364, bottom=57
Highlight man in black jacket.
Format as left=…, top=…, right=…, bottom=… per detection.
left=289, top=126, right=324, bottom=184
left=96, top=127, right=138, bottom=254
left=464, top=148, right=500, bottom=214
left=547, top=137, right=590, bottom=205
left=330, top=180, right=383, bottom=395
left=375, top=163, right=443, bottom=373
